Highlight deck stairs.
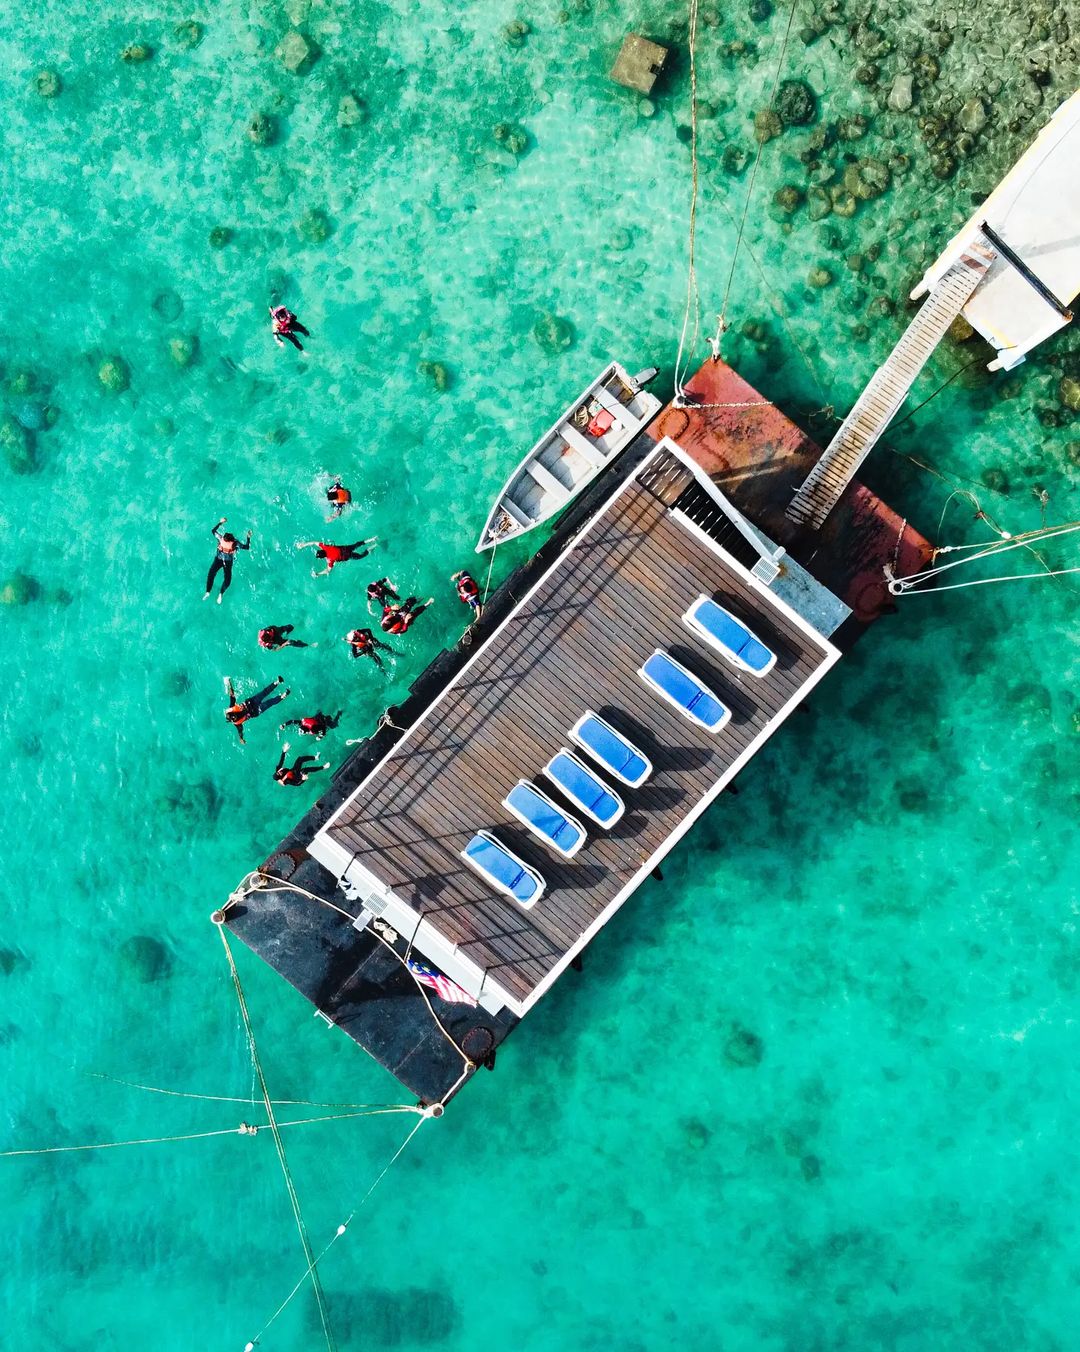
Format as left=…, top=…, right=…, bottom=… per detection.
left=785, top=243, right=995, bottom=530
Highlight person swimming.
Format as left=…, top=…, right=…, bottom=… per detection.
left=204, top=517, right=250, bottom=603
left=344, top=627, right=393, bottom=668
left=366, top=577, right=400, bottom=613
left=279, top=710, right=341, bottom=739
left=272, top=743, right=328, bottom=786
left=451, top=570, right=483, bottom=620
left=325, top=477, right=352, bottom=522
left=379, top=596, right=434, bottom=635
left=223, top=675, right=290, bottom=744
left=270, top=305, right=310, bottom=352
left=258, top=624, right=312, bottom=650
left=297, top=537, right=378, bottom=577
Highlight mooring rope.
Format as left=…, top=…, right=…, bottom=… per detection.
left=887, top=517, right=1080, bottom=594
left=242, top=1113, right=429, bottom=1352
left=217, top=924, right=338, bottom=1352
left=88, top=1072, right=407, bottom=1112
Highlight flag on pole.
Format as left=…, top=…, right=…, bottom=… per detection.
left=407, top=958, right=478, bottom=1007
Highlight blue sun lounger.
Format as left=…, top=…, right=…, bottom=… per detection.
left=504, top=781, right=587, bottom=858
left=569, top=712, right=652, bottom=788
left=461, top=830, right=545, bottom=908
left=683, top=595, right=776, bottom=676
left=638, top=650, right=731, bottom=732
left=543, top=749, right=625, bottom=828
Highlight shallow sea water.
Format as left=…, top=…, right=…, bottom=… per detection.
left=2, top=1, right=1079, bottom=1349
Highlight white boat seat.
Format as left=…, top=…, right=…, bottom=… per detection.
left=500, top=495, right=535, bottom=527
left=590, top=385, right=633, bottom=427
left=524, top=459, right=568, bottom=497
left=559, top=423, right=607, bottom=467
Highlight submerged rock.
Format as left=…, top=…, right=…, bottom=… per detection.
left=0, top=572, right=42, bottom=605
left=750, top=0, right=773, bottom=20
left=296, top=208, right=331, bottom=243
left=807, top=265, right=833, bottom=288
left=208, top=226, right=233, bottom=249
left=776, top=79, right=817, bottom=126
left=151, top=289, right=183, bottom=322
left=275, top=30, right=318, bottom=73
left=829, top=186, right=857, bottom=217
left=174, top=20, right=204, bottom=48
left=337, top=93, right=366, bottom=128
left=1059, top=377, right=1080, bottom=412
left=753, top=108, right=782, bottom=143
left=119, top=935, right=171, bottom=983
left=724, top=1025, right=764, bottom=1067
left=417, top=360, right=451, bottom=392
left=34, top=69, right=62, bottom=98
left=959, top=96, right=988, bottom=134
left=806, top=186, right=832, bottom=220
left=0, top=949, right=25, bottom=976
left=721, top=143, right=749, bottom=174
left=502, top=18, right=531, bottom=46
left=97, top=357, right=130, bottom=393
left=1, top=417, right=37, bottom=474
left=532, top=312, right=574, bottom=355
left=948, top=315, right=975, bottom=342
left=493, top=122, right=528, bottom=155
left=887, top=73, right=913, bottom=112
left=168, top=335, right=199, bottom=368
left=843, top=157, right=891, bottom=200
left=248, top=112, right=277, bottom=146
left=120, top=43, right=154, bottom=63
left=773, top=184, right=803, bottom=214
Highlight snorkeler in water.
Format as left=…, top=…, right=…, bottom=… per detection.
left=344, top=627, right=394, bottom=668
left=379, top=596, right=433, bottom=635
left=366, top=577, right=400, bottom=613
left=325, top=477, right=352, bottom=521
left=258, top=624, right=313, bottom=650
left=270, top=305, right=310, bottom=352
left=279, top=710, right=341, bottom=739
left=297, top=537, right=379, bottom=577
left=451, top=570, right=483, bottom=621
left=204, top=518, right=250, bottom=603
left=273, top=743, right=329, bottom=786
left=223, top=675, right=290, bottom=745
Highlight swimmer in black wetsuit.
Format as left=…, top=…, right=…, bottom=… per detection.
left=258, top=624, right=312, bottom=650
left=380, top=596, right=433, bottom=635
left=279, top=711, right=342, bottom=739
left=366, top=578, right=400, bottom=614
left=344, top=627, right=394, bottom=668
left=273, top=743, right=329, bottom=786
left=204, top=518, right=250, bottom=603
left=223, top=675, right=290, bottom=745
left=270, top=305, right=310, bottom=352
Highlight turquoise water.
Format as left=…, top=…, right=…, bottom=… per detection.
left=3, top=2, right=1079, bottom=1349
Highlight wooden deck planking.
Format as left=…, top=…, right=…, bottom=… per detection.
left=329, top=470, right=834, bottom=1002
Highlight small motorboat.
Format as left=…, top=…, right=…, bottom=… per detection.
left=475, top=362, right=662, bottom=552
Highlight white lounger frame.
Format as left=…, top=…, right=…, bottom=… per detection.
left=569, top=711, right=652, bottom=788
left=504, top=780, right=587, bottom=859
left=638, top=650, right=731, bottom=732
left=683, top=596, right=777, bottom=677
left=460, top=829, right=546, bottom=909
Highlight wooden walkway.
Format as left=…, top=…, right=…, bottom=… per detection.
left=322, top=451, right=837, bottom=1006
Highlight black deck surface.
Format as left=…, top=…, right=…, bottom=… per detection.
left=320, top=447, right=836, bottom=1007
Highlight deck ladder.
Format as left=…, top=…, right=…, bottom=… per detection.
left=785, top=243, right=994, bottom=531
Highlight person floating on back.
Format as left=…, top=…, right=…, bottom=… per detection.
left=451, top=570, right=483, bottom=621
left=344, top=627, right=394, bottom=668
left=325, top=477, right=352, bottom=521
left=223, top=675, right=290, bottom=744
left=279, top=710, right=341, bottom=739
left=366, top=577, right=399, bottom=613
left=270, top=305, right=310, bottom=352
left=272, top=742, right=328, bottom=786
left=204, top=517, right=250, bottom=603
left=258, top=623, right=313, bottom=650
left=380, top=596, right=433, bottom=635
left=297, top=537, right=378, bottom=577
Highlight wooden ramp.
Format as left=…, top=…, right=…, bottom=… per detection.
left=785, top=244, right=994, bottom=531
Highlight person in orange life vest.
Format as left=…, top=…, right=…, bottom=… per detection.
left=278, top=710, right=341, bottom=739
left=204, top=517, right=250, bottom=603
left=344, top=627, right=394, bottom=668
left=223, top=675, right=290, bottom=745
left=451, top=569, right=483, bottom=620
left=270, top=305, right=310, bottom=352
left=325, top=477, right=352, bottom=521
left=258, top=624, right=312, bottom=650
left=379, top=596, right=433, bottom=635
left=272, top=743, right=328, bottom=786
left=366, top=577, right=400, bottom=613
left=296, top=537, right=378, bottom=577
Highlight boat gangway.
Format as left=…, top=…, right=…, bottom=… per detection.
left=785, top=244, right=993, bottom=531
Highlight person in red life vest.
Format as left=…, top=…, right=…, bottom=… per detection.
left=258, top=623, right=312, bottom=650
left=204, top=517, right=251, bottom=604
left=279, top=710, right=341, bottom=739
left=296, top=537, right=378, bottom=577
left=269, top=304, right=310, bottom=352
left=366, top=577, right=400, bottom=613
left=272, top=742, right=328, bottom=787
left=343, top=627, right=394, bottom=668
left=379, top=596, right=434, bottom=635
left=223, top=675, right=290, bottom=745
left=325, top=477, right=352, bottom=521
left=451, top=569, right=483, bottom=621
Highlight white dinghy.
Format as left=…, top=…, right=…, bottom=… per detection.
left=475, top=362, right=661, bottom=552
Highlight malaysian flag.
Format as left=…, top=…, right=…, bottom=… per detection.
left=407, top=958, right=478, bottom=1007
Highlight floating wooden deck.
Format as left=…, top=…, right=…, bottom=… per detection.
left=310, top=441, right=840, bottom=1013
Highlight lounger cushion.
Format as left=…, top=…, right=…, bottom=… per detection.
left=464, top=835, right=539, bottom=903
left=641, top=652, right=728, bottom=730
left=576, top=716, right=648, bottom=784
left=692, top=599, right=774, bottom=673
left=506, top=784, right=580, bottom=850
left=548, top=754, right=621, bottom=824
